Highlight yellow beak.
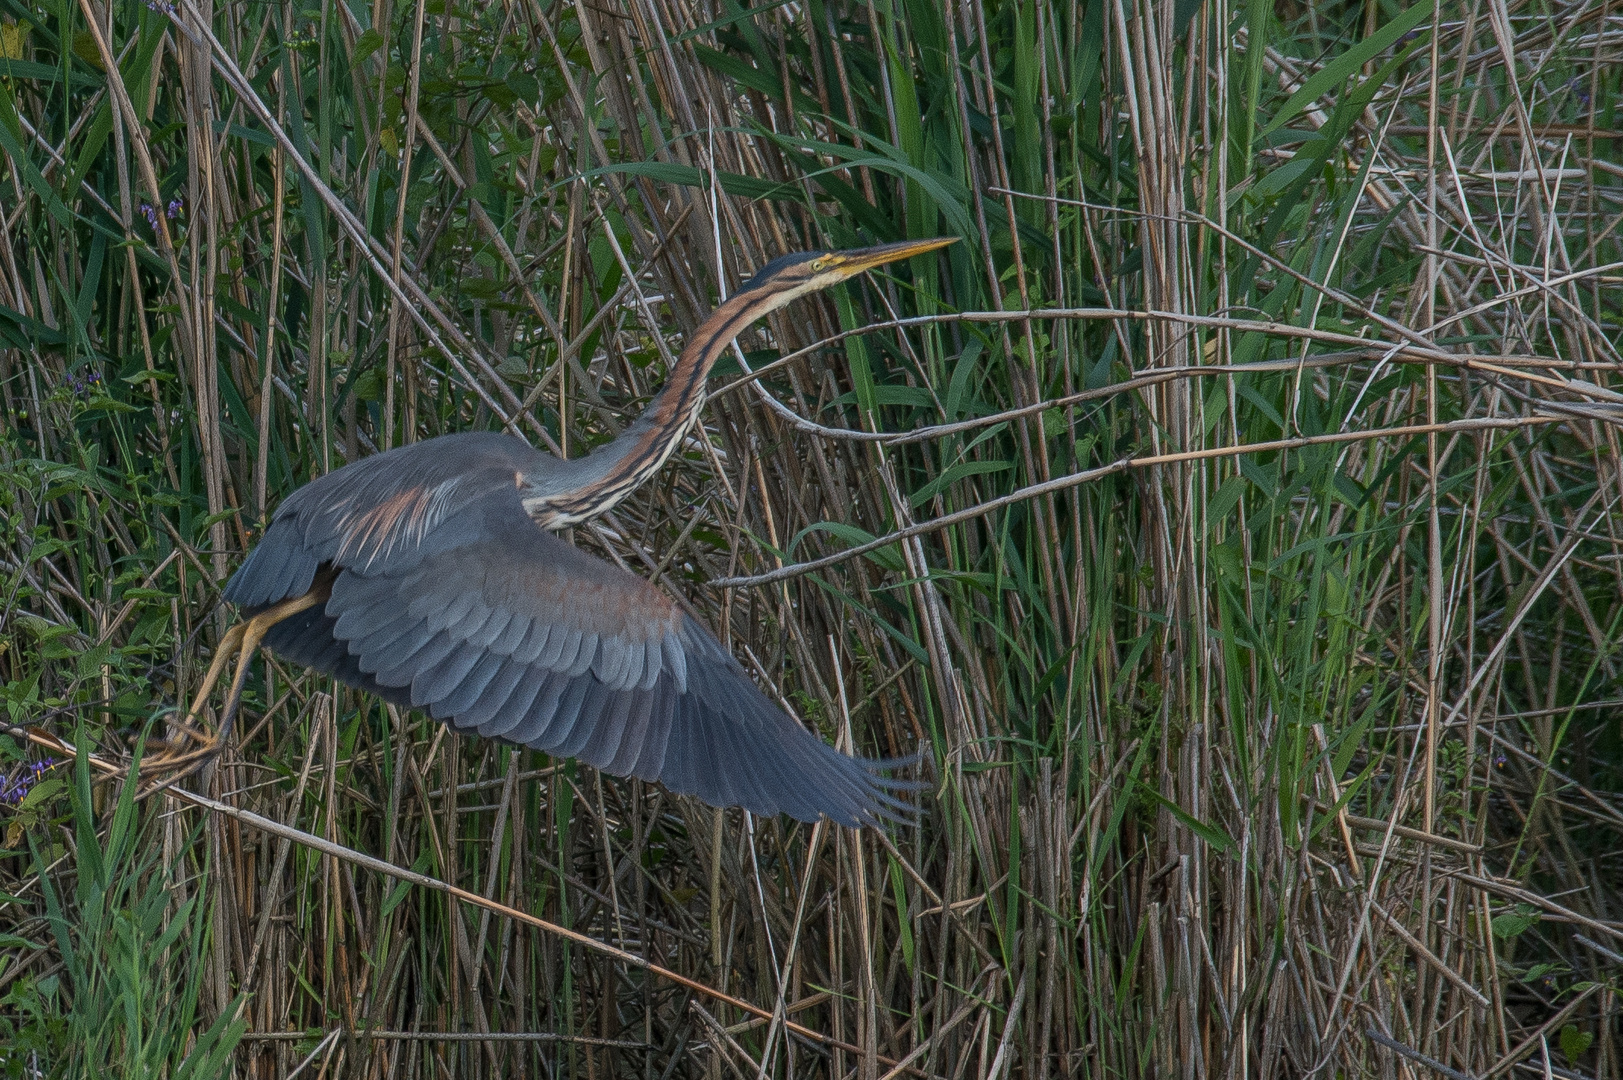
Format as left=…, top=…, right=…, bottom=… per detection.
left=828, top=236, right=958, bottom=277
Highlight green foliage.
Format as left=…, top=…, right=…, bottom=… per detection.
left=1, top=0, right=1620, bottom=1074
left=0, top=746, right=245, bottom=1077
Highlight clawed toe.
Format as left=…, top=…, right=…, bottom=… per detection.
left=139, top=718, right=223, bottom=779
left=146, top=597, right=317, bottom=786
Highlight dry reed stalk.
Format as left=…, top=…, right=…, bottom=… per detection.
left=2, top=1, right=1621, bottom=1077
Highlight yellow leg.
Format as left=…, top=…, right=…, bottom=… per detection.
left=181, top=622, right=247, bottom=731
left=215, top=591, right=325, bottom=742
left=157, top=587, right=329, bottom=774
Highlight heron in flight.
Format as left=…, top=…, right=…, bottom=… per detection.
left=185, top=236, right=954, bottom=827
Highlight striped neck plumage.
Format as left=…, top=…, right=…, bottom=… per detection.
left=521, top=286, right=787, bottom=529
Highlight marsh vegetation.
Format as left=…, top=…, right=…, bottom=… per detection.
left=1, top=0, right=1620, bottom=1076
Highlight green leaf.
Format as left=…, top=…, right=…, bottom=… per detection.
left=1491, top=906, right=1538, bottom=940
left=888, top=858, right=914, bottom=974
left=769, top=125, right=978, bottom=239
left=0, top=59, right=98, bottom=86
left=671, top=0, right=802, bottom=46
left=18, top=777, right=64, bottom=810
left=1206, top=475, right=1249, bottom=530
left=0, top=19, right=30, bottom=61
left=380, top=877, right=413, bottom=917
left=908, top=459, right=1012, bottom=507
left=833, top=287, right=875, bottom=413
left=352, top=368, right=383, bottom=400
left=576, top=160, right=794, bottom=203
left=75, top=643, right=111, bottom=680
left=943, top=337, right=986, bottom=419
left=1560, top=1024, right=1594, bottom=1062
left=0, top=300, right=68, bottom=346
left=211, top=119, right=277, bottom=147
left=70, top=31, right=104, bottom=70
left=788, top=521, right=904, bottom=572
left=827, top=384, right=938, bottom=410
left=353, top=28, right=386, bottom=65
left=196, top=508, right=240, bottom=533
left=460, top=276, right=502, bottom=301
left=1262, top=0, right=1435, bottom=136
left=1134, top=780, right=1236, bottom=855
left=1253, top=146, right=1324, bottom=198
left=692, top=43, right=780, bottom=99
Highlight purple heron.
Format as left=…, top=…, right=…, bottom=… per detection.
left=186, top=237, right=954, bottom=827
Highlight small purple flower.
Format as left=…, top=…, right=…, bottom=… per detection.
left=145, top=0, right=175, bottom=14
left=63, top=370, right=101, bottom=399
left=138, top=202, right=159, bottom=228
left=1567, top=78, right=1591, bottom=107
left=0, top=758, right=55, bottom=807
left=1493, top=752, right=1508, bottom=770
left=166, top=196, right=184, bottom=219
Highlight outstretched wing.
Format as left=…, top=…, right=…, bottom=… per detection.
left=225, top=438, right=912, bottom=827
left=227, top=432, right=540, bottom=607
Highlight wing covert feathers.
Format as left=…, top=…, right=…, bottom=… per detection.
left=226, top=449, right=916, bottom=827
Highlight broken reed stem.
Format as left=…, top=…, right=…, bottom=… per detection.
left=716, top=415, right=1561, bottom=588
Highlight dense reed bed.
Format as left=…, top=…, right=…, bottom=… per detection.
left=1, top=0, right=1620, bottom=1076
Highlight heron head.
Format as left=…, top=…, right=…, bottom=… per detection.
left=739, top=236, right=957, bottom=313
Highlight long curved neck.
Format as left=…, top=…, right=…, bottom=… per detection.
left=522, top=287, right=778, bottom=528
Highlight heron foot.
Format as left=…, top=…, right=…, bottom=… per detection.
left=145, top=592, right=324, bottom=780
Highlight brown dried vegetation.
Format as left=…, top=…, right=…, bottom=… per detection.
left=0, top=0, right=1620, bottom=1077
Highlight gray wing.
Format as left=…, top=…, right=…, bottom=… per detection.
left=226, top=432, right=539, bottom=608
left=225, top=435, right=912, bottom=827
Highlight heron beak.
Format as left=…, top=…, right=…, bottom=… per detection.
left=829, top=236, right=958, bottom=278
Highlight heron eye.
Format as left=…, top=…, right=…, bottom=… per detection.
left=811, top=257, right=829, bottom=272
